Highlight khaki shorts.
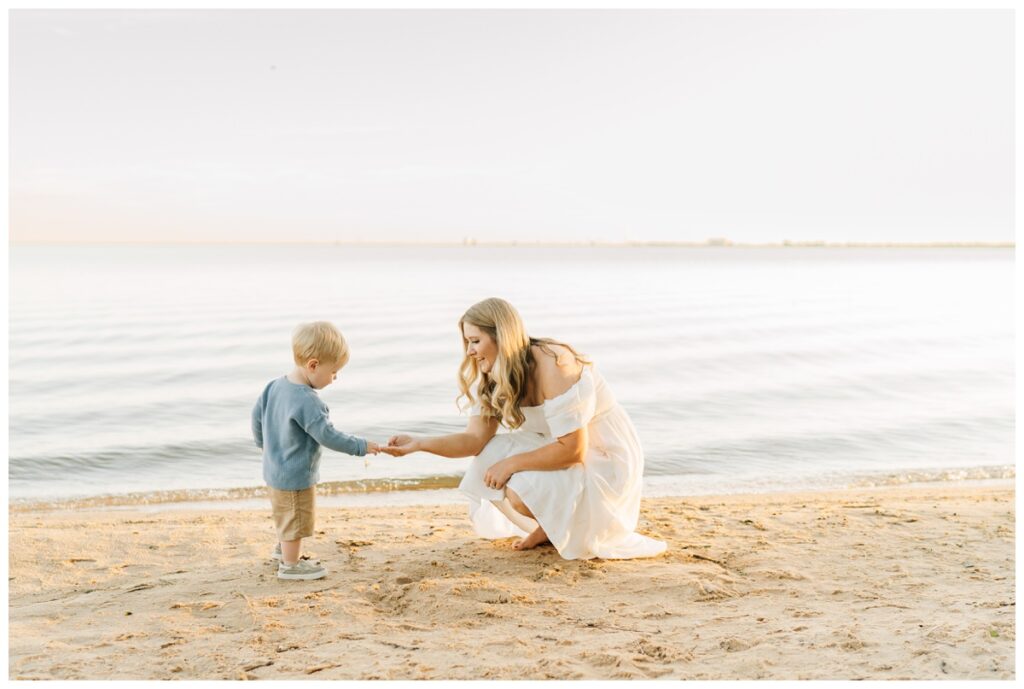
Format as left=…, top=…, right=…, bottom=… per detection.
left=269, top=486, right=316, bottom=541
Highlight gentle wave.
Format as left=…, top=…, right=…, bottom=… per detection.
left=10, top=465, right=1013, bottom=513
left=8, top=476, right=465, bottom=512
left=846, top=465, right=1016, bottom=488
left=643, top=464, right=1017, bottom=499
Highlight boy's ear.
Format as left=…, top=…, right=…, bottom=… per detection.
left=307, top=358, right=320, bottom=370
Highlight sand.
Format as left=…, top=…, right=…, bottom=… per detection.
left=7, top=483, right=1015, bottom=680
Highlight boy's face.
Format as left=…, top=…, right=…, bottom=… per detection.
left=306, top=358, right=345, bottom=389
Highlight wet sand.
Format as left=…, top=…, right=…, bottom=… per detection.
left=8, top=483, right=1015, bottom=680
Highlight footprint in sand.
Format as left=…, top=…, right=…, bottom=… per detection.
left=170, top=600, right=226, bottom=617
left=533, top=566, right=564, bottom=581
left=582, top=651, right=622, bottom=667
left=751, top=569, right=807, bottom=581
left=633, top=638, right=687, bottom=663
left=719, top=636, right=757, bottom=652
left=790, top=609, right=823, bottom=618
left=693, top=579, right=738, bottom=601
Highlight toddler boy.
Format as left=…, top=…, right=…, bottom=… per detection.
left=252, top=321, right=380, bottom=580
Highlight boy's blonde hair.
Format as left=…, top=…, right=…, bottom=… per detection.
left=292, top=321, right=349, bottom=367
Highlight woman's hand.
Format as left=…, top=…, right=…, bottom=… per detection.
left=483, top=457, right=519, bottom=491
left=381, top=435, right=419, bottom=457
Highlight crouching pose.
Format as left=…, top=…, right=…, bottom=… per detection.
left=382, top=298, right=666, bottom=561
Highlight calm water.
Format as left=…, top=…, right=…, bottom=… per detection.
left=8, top=245, right=1015, bottom=506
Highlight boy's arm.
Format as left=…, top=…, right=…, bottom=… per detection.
left=299, top=399, right=368, bottom=457
left=251, top=398, right=264, bottom=449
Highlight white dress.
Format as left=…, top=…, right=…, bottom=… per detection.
left=458, top=366, right=667, bottom=560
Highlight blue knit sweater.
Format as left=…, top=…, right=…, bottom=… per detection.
left=251, top=376, right=367, bottom=490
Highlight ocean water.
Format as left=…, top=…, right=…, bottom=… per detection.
left=7, top=245, right=1015, bottom=507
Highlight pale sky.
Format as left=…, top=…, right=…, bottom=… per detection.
left=9, top=9, right=1014, bottom=243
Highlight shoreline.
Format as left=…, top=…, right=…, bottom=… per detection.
left=9, top=482, right=1014, bottom=680
left=9, top=470, right=1015, bottom=514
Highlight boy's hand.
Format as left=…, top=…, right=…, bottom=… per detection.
left=365, top=441, right=382, bottom=455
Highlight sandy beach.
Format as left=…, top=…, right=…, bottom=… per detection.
left=8, top=483, right=1014, bottom=680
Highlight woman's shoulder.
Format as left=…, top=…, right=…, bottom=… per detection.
left=531, top=342, right=584, bottom=401
left=530, top=341, right=577, bottom=365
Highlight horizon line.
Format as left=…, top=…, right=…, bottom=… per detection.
left=8, top=239, right=1016, bottom=249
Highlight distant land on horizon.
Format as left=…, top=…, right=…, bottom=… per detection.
left=9, top=239, right=1015, bottom=248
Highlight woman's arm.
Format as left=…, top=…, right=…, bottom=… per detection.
left=484, top=348, right=588, bottom=488
left=483, top=427, right=586, bottom=489
left=383, top=414, right=499, bottom=458
left=512, top=427, right=588, bottom=472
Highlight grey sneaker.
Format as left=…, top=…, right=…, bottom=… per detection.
left=271, top=543, right=282, bottom=561
left=278, top=559, right=327, bottom=580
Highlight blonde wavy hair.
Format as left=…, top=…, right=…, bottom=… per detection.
left=457, top=298, right=590, bottom=429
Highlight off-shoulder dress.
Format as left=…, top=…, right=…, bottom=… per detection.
left=458, top=366, right=666, bottom=560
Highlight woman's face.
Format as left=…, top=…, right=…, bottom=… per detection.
left=463, top=322, right=497, bottom=374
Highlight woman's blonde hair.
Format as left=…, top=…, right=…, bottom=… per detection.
left=292, top=321, right=349, bottom=367
left=457, top=298, right=590, bottom=429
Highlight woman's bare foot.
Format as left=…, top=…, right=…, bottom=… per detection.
left=513, top=525, right=550, bottom=550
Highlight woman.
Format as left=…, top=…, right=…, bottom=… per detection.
left=383, top=298, right=665, bottom=560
